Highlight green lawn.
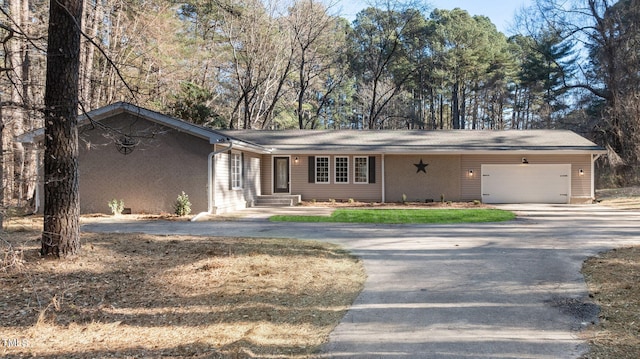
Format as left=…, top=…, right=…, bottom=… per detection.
left=270, top=208, right=515, bottom=224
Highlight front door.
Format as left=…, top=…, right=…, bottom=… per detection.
left=273, top=157, right=290, bottom=193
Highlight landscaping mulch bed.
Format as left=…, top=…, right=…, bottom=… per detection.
left=300, top=200, right=488, bottom=209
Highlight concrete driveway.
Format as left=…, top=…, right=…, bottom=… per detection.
left=81, top=204, right=640, bottom=359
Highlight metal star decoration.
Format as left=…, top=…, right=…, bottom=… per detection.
left=414, top=159, right=428, bottom=173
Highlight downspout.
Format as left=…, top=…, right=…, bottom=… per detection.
left=191, top=138, right=233, bottom=222
left=381, top=153, right=386, bottom=203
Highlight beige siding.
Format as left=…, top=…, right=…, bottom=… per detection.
left=460, top=154, right=593, bottom=202
left=245, top=152, right=262, bottom=202
left=385, top=155, right=462, bottom=202
left=263, top=153, right=594, bottom=204
left=262, top=154, right=274, bottom=195
left=78, top=113, right=210, bottom=214
left=212, top=146, right=261, bottom=214
left=289, top=155, right=383, bottom=202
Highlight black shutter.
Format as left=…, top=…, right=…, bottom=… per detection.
left=228, top=151, right=232, bottom=190
left=308, top=156, right=315, bottom=183
left=369, top=156, right=376, bottom=184
left=241, top=152, right=245, bottom=188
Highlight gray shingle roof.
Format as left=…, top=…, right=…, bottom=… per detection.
left=16, top=101, right=606, bottom=156
left=18, top=102, right=230, bottom=146
left=219, top=129, right=605, bottom=154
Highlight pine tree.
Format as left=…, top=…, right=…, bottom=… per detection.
left=41, top=0, right=83, bottom=257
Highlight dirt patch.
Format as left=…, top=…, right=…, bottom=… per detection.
left=0, top=221, right=365, bottom=358
left=581, top=246, right=640, bottom=359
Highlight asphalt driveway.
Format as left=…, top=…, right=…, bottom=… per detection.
left=82, top=204, right=640, bottom=359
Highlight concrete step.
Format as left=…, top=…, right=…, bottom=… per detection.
left=255, top=195, right=301, bottom=207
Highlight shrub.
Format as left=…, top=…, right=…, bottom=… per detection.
left=473, top=199, right=481, bottom=205
left=402, top=193, right=407, bottom=204
left=174, top=191, right=192, bottom=216
left=1, top=239, right=24, bottom=273
left=108, top=199, right=124, bottom=216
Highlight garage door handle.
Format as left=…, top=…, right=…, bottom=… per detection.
left=560, top=175, right=568, bottom=177
left=560, top=194, right=568, bottom=196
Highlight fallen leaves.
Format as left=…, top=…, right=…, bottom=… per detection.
left=581, top=246, right=640, bottom=359
left=0, top=224, right=365, bottom=358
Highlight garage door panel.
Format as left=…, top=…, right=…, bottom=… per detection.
left=481, top=164, right=570, bottom=204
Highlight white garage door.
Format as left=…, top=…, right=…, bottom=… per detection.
left=481, top=164, right=571, bottom=204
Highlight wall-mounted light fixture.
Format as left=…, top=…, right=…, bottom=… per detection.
left=294, top=156, right=299, bottom=165
left=468, top=169, right=474, bottom=177
left=522, top=157, right=529, bottom=164
left=579, top=168, right=584, bottom=176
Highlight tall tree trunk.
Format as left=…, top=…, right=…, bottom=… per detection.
left=80, top=0, right=101, bottom=108
left=368, top=78, right=379, bottom=129
left=460, top=84, right=467, bottom=129
left=439, top=93, right=444, bottom=129
left=511, top=86, right=520, bottom=129
left=261, top=52, right=294, bottom=129
left=497, top=98, right=505, bottom=130
left=0, top=108, right=4, bottom=230
left=429, top=87, right=436, bottom=130
left=19, top=0, right=38, bottom=207
left=472, top=85, right=480, bottom=130
left=297, top=52, right=306, bottom=129
left=243, top=92, right=251, bottom=129
left=452, top=79, right=460, bottom=129
left=524, top=94, right=531, bottom=129
left=41, top=0, right=83, bottom=258
left=19, top=0, right=38, bottom=205
left=7, top=0, right=23, bottom=205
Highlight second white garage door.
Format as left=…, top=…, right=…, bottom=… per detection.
left=481, top=164, right=571, bottom=204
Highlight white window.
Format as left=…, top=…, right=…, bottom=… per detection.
left=316, top=156, right=329, bottom=183
left=335, top=156, right=349, bottom=183
left=354, top=156, right=368, bottom=183
left=231, top=152, right=243, bottom=189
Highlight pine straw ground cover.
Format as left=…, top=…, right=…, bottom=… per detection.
left=0, top=217, right=365, bottom=358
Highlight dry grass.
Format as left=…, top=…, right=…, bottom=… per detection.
left=580, top=188, right=640, bottom=358
left=4, top=188, right=639, bottom=358
left=0, top=218, right=365, bottom=358
left=596, top=186, right=640, bottom=210
left=581, top=247, right=640, bottom=359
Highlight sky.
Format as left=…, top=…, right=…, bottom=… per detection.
left=338, top=0, right=532, bottom=34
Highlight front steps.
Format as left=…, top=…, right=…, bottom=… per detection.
left=255, top=195, right=301, bottom=207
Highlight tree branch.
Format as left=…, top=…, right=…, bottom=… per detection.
left=55, top=0, right=138, bottom=102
